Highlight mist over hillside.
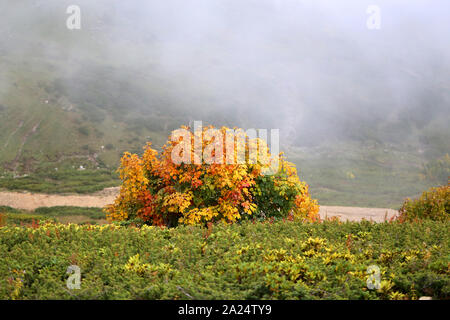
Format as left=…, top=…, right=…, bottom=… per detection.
left=0, top=0, right=448, bottom=206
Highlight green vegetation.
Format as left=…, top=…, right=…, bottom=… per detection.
left=0, top=206, right=105, bottom=226
left=34, top=207, right=105, bottom=220
left=0, top=168, right=119, bottom=194
left=292, top=141, right=442, bottom=208
left=0, top=219, right=448, bottom=300
left=0, top=53, right=173, bottom=175
left=0, top=206, right=54, bottom=225
left=399, top=184, right=449, bottom=222
left=2, top=213, right=54, bottom=225
left=423, top=154, right=450, bottom=185
left=0, top=206, right=22, bottom=214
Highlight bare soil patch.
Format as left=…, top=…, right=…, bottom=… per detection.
left=0, top=188, right=118, bottom=211
left=319, top=206, right=398, bottom=222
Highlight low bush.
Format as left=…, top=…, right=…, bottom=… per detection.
left=399, top=184, right=449, bottom=222
left=34, top=207, right=105, bottom=220
left=0, top=220, right=448, bottom=300
left=2, top=213, right=54, bottom=226
left=0, top=206, right=22, bottom=214
left=106, top=125, right=319, bottom=227
left=0, top=206, right=54, bottom=226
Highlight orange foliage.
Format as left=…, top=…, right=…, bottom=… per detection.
left=105, top=125, right=319, bottom=226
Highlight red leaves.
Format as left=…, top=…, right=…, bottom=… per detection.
left=346, top=234, right=353, bottom=251
left=31, top=219, right=40, bottom=229
left=137, top=191, right=164, bottom=226
left=107, top=124, right=319, bottom=226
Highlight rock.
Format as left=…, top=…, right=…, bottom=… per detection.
left=418, top=296, right=432, bottom=300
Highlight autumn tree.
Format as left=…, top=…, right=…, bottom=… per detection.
left=105, top=125, right=319, bottom=226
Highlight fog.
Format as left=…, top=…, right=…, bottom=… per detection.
left=1, top=0, right=449, bottom=147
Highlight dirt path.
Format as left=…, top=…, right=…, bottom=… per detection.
left=0, top=187, right=119, bottom=211
left=0, top=187, right=399, bottom=222
left=319, top=206, right=398, bottom=222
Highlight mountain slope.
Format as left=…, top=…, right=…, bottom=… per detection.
left=0, top=0, right=448, bottom=207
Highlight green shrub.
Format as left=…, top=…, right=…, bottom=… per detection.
left=3, top=213, right=54, bottom=225
left=399, top=184, right=449, bottom=222
left=0, top=220, right=448, bottom=300
left=34, top=207, right=105, bottom=219
left=0, top=206, right=22, bottom=214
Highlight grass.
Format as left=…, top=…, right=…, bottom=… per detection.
left=0, top=51, right=171, bottom=175
left=34, top=206, right=105, bottom=219
left=0, top=206, right=106, bottom=226
left=291, top=141, right=440, bottom=209
left=0, top=168, right=119, bottom=194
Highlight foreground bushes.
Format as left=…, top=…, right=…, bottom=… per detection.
left=399, top=184, right=449, bottom=222
left=0, top=220, right=448, bottom=300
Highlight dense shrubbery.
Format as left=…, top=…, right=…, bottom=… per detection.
left=0, top=220, right=448, bottom=300
left=106, top=125, right=319, bottom=226
left=399, top=184, right=449, bottom=222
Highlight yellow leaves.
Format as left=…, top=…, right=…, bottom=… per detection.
left=106, top=151, right=152, bottom=222
left=163, top=192, right=193, bottom=214
left=119, top=152, right=148, bottom=187
left=322, top=256, right=333, bottom=265
left=8, top=269, right=25, bottom=300
left=142, top=142, right=159, bottom=171
left=242, top=202, right=257, bottom=215
left=123, top=254, right=147, bottom=275
left=389, top=291, right=407, bottom=300
left=292, top=192, right=320, bottom=222
left=108, top=124, right=320, bottom=226
left=105, top=203, right=129, bottom=222
left=123, top=254, right=178, bottom=279
left=263, top=249, right=289, bottom=262
left=303, top=237, right=327, bottom=249
left=180, top=206, right=219, bottom=225
left=378, top=280, right=395, bottom=295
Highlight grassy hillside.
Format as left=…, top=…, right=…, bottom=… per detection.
left=0, top=1, right=448, bottom=208
left=292, top=142, right=444, bottom=208
left=0, top=53, right=446, bottom=206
